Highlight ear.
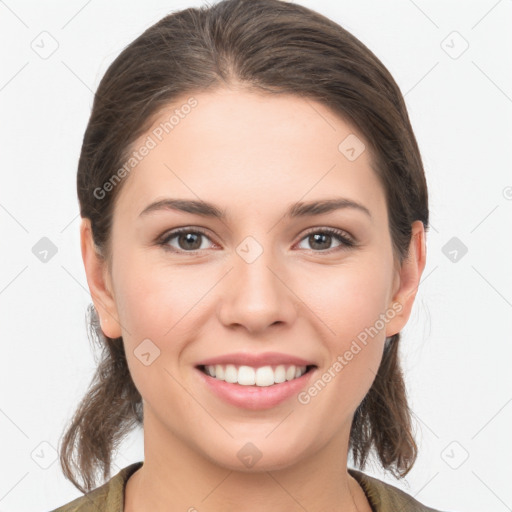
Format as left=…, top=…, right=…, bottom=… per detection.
left=385, top=220, right=427, bottom=337
left=80, top=218, right=122, bottom=339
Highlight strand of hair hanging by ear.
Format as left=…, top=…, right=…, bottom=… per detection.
left=58, top=304, right=143, bottom=494
left=349, top=332, right=418, bottom=478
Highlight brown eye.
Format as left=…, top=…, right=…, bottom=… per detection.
left=297, top=228, right=355, bottom=252
left=308, top=233, right=333, bottom=251
left=158, top=226, right=355, bottom=255
left=159, top=228, right=214, bottom=253
left=176, top=232, right=203, bottom=250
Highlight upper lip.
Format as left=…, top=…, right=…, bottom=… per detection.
left=195, top=352, right=317, bottom=368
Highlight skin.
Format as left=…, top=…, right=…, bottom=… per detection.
left=81, top=87, right=426, bottom=511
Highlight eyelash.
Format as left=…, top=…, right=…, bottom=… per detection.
left=157, top=226, right=356, bottom=255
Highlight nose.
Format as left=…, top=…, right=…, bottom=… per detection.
left=217, top=242, right=297, bottom=334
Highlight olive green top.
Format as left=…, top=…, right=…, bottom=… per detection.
left=50, top=462, right=444, bottom=512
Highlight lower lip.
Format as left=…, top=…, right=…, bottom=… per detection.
left=195, top=367, right=316, bottom=410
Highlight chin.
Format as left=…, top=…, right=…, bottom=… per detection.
left=198, top=434, right=317, bottom=473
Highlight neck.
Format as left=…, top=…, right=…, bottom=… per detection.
left=124, top=408, right=371, bottom=512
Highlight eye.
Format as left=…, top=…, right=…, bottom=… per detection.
left=157, top=226, right=355, bottom=254
left=158, top=227, right=215, bottom=253
left=296, top=227, right=355, bottom=252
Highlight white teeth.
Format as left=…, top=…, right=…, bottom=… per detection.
left=255, top=366, right=274, bottom=387
left=238, top=366, right=256, bottom=385
left=215, top=364, right=225, bottom=380
left=286, top=366, right=296, bottom=381
left=203, top=364, right=308, bottom=386
left=274, top=365, right=286, bottom=383
left=224, top=364, right=237, bottom=383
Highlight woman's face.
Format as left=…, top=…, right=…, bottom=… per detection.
left=82, top=87, right=424, bottom=472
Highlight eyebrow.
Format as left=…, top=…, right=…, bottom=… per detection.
left=138, top=197, right=372, bottom=220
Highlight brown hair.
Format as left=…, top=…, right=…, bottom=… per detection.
left=60, top=0, right=429, bottom=494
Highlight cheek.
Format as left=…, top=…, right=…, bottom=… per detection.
left=114, top=251, right=204, bottom=339
left=301, top=256, right=394, bottom=344
left=112, top=255, right=211, bottom=390
left=115, top=243, right=393, bottom=406
left=299, top=258, right=392, bottom=404
left=115, top=275, right=190, bottom=418
left=116, top=248, right=394, bottom=355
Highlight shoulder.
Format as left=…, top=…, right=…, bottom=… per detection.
left=349, top=468, right=448, bottom=512
left=49, top=462, right=143, bottom=512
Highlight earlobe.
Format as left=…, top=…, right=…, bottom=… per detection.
left=80, top=218, right=122, bottom=339
left=385, top=220, right=427, bottom=338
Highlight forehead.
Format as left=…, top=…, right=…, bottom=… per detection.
left=114, top=88, right=386, bottom=221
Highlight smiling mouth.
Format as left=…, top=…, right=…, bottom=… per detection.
left=197, top=364, right=317, bottom=387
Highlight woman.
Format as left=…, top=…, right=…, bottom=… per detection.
left=51, top=0, right=446, bottom=510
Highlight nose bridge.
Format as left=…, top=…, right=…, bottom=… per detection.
left=218, top=233, right=295, bottom=332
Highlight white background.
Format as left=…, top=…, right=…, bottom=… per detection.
left=1, top=1, right=511, bottom=511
